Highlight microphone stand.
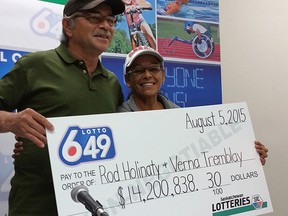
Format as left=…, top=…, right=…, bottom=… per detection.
left=91, top=200, right=109, bottom=216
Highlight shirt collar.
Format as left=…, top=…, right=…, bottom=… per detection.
left=55, top=44, right=109, bottom=78
left=56, top=43, right=77, bottom=64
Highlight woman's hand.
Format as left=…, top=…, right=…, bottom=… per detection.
left=255, top=140, right=268, bottom=165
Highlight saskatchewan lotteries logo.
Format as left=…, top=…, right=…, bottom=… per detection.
left=212, top=193, right=268, bottom=216
left=252, top=194, right=263, bottom=209
left=59, top=126, right=115, bottom=166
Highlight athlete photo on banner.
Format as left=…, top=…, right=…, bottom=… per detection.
left=157, top=0, right=219, bottom=22
left=158, top=18, right=220, bottom=61
left=107, top=0, right=157, bottom=53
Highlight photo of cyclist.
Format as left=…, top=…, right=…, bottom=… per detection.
left=157, top=0, right=190, bottom=15
left=122, top=0, right=156, bottom=49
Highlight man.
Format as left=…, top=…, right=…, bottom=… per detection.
left=0, top=0, right=125, bottom=215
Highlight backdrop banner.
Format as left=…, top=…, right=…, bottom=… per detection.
left=0, top=0, right=221, bottom=215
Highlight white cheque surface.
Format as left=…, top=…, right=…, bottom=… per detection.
left=47, top=102, right=273, bottom=216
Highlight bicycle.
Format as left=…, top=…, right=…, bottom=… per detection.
left=160, top=33, right=215, bottom=59
left=124, top=7, right=152, bottom=48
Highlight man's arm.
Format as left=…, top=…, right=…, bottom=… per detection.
left=0, top=108, right=54, bottom=148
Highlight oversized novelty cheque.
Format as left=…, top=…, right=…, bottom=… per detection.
left=46, top=102, right=273, bottom=216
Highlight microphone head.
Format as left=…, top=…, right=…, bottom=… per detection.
left=71, top=185, right=89, bottom=203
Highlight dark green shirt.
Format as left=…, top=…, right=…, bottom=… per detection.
left=0, top=44, right=123, bottom=215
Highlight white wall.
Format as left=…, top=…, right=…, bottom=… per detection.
left=220, top=0, right=288, bottom=215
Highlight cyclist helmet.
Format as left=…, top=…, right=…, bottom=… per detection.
left=185, top=21, right=195, bottom=34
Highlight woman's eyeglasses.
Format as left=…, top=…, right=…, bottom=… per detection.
left=128, top=65, right=163, bottom=76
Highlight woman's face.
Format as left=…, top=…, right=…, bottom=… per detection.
left=125, top=54, right=165, bottom=99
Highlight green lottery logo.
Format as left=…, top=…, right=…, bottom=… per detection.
left=212, top=194, right=268, bottom=216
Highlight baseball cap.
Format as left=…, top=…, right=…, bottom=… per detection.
left=64, top=0, right=125, bottom=16
left=124, top=46, right=164, bottom=74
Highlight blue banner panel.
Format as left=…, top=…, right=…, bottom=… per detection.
left=0, top=49, right=29, bottom=78
left=162, top=61, right=222, bottom=107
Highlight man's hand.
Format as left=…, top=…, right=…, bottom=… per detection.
left=1, top=108, right=54, bottom=148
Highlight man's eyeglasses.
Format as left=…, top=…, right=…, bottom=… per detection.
left=68, top=12, right=116, bottom=27
left=127, top=65, right=163, bottom=76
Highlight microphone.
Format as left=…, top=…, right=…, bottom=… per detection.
left=71, top=185, right=109, bottom=216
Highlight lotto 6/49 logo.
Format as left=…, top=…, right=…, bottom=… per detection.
left=59, top=126, right=115, bottom=166
left=30, top=8, right=62, bottom=40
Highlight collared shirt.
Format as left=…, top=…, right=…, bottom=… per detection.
left=117, top=94, right=179, bottom=112
left=0, top=43, right=123, bottom=116
left=0, top=44, right=123, bottom=215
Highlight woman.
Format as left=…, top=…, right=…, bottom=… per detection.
left=118, top=45, right=269, bottom=164
left=118, top=45, right=178, bottom=111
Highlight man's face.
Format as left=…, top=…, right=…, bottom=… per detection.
left=68, top=3, right=115, bottom=54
